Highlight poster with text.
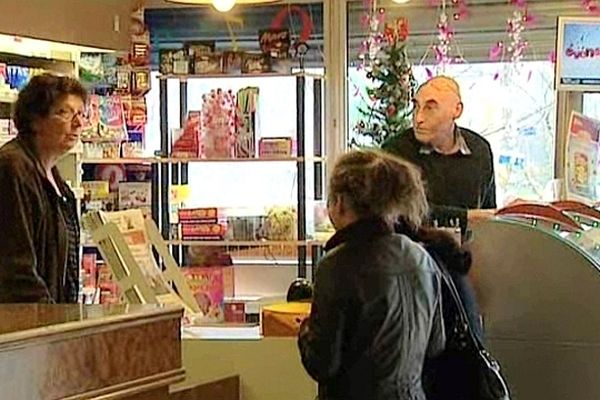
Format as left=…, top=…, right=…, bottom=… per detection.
left=566, top=111, right=600, bottom=201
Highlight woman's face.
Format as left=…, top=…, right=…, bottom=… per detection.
left=327, top=196, right=341, bottom=230
left=33, top=94, right=86, bottom=155
left=327, top=195, right=354, bottom=230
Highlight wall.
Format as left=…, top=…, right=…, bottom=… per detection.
left=0, top=0, right=139, bottom=50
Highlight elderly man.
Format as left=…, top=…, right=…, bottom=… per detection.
left=383, top=76, right=496, bottom=231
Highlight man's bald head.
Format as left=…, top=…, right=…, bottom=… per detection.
left=416, top=76, right=462, bottom=103
left=412, top=76, right=464, bottom=147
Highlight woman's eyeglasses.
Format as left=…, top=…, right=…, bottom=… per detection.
left=53, top=108, right=89, bottom=123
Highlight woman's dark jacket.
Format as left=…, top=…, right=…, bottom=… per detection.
left=398, top=225, right=483, bottom=341
left=298, top=218, right=445, bottom=400
left=398, top=224, right=485, bottom=400
left=0, top=137, right=79, bottom=303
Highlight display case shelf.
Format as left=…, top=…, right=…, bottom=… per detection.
left=80, top=156, right=325, bottom=164
left=158, top=71, right=324, bottom=81
left=166, top=239, right=321, bottom=247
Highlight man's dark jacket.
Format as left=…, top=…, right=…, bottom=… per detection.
left=383, top=127, right=496, bottom=231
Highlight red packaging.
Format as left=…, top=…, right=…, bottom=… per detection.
left=82, top=253, right=98, bottom=289
left=178, top=207, right=219, bottom=223
left=224, top=302, right=246, bottom=323
left=180, top=223, right=227, bottom=240
left=172, top=111, right=201, bottom=158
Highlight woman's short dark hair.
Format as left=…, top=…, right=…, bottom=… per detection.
left=13, top=73, right=88, bottom=137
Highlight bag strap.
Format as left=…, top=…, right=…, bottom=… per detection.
left=432, top=255, right=484, bottom=350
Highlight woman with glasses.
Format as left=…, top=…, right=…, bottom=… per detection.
left=0, top=73, right=87, bottom=303
left=298, top=149, right=445, bottom=400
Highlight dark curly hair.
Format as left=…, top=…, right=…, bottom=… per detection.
left=13, top=73, right=88, bottom=137
left=329, top=149, right=429, bottom=229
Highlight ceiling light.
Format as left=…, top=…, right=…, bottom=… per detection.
left=212, top=0, right=235, bottom=12
left=165, top=0, right=281, bottom=13
left=391, top=0, right=411, bottom=3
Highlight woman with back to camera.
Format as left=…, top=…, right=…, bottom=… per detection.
left=298, top=149, right=445, bottom=400
left=0, top=73, right=87, bottom=303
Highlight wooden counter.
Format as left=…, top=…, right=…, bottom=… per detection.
left=0, top=304, right=184, bottom=400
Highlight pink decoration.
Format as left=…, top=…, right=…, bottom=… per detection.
left=433, top=10, right=454, bottom=68
left=429, top=0, right=469, bottom=21
left=582, top=0, right=600, bottom=15
left=522, top=10, right=537, bottom=27
left=357, top=0, right=386, bottom=69
left=201, top=89, right=236, bottom=159
left=454, top=0, right=470, bottom=21
left=360, top=13, right=370, bottom=29
left=426, top=67, right=434, bottom=79
left=489, top=42, right=503, bottom=61
left=548, top=50, right=557, bottom=64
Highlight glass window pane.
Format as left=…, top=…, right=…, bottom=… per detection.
left=583, top=93, right=600, bottom=121
left=347, top=1, right=560, bottom=205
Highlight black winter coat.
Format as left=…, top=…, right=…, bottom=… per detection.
left=298, top=218, right=445, bottom=400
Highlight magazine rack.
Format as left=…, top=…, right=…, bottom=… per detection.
left=86, top=210, right=201, bottom=314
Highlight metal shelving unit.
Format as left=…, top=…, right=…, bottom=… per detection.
left=157, top=71, right=325, bottom=278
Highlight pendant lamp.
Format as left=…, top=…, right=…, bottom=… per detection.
left=165, top=0, right=281, bottom=13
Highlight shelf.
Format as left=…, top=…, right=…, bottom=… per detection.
left=167, top=240, right=321, bottom=247
left=82, top=239, right=324, bottom=248
left=164, top=156, right=317, bottom=163
left=158, top=71, right=324, bottom=81
left=81, top=157, right=162, bottom=164
left=232, top=259, right=314, bottom=267
left=81, top=156, right=325, bottom=164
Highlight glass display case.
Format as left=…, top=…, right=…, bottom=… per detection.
left=469, top=202, right=600, bottom=400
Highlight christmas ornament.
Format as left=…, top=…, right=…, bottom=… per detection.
left=357, top=0, right=386, bottom=70
left=582, top=0, right=600, bottom=15
left=507, top=9, right=528, bottom=64
left=354, top=15, right=417, bottom=146
left=433, top=10, right=454, bottom=68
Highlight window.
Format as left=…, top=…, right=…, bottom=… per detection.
left=345, top=0, right=572, bottom=205
left=349, top=62, right=556, bottom=205
left=583, top=93, right=600, bottom=121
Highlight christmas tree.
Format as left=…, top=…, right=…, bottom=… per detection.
left=354, top=18, right=417, bottom=147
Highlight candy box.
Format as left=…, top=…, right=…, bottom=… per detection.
left=182, top=266, right=235, bottom=323
left=258, top=137, right=293, bottom=158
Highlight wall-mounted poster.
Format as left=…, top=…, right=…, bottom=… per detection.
left=566, top=111, right=600, bottom=201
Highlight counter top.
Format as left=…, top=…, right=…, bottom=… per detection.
left=0, top=304, right=185, bottom=400
left=0, top=303, right=183, bottom=350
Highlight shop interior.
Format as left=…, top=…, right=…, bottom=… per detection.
left=1, top=0, right=600, bottom=399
